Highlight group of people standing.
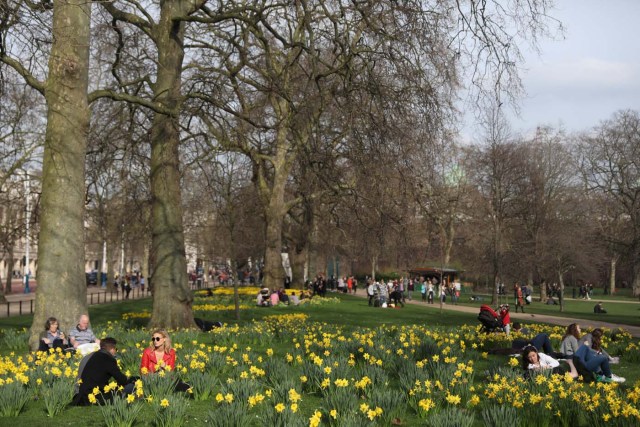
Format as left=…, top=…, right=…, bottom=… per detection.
left=113, top=273, right=146, bottom=299
left=363, top=276, right=461, bottom=308
left=366, top=279, right=405, bottom=307
left=419, top=277, right=456, bottom=304
left=306, top=275, right=359, bottom=295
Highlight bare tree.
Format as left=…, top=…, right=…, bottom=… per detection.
left=0, top=77, right=44, bottom=300
left=578, top=110, right=640, bottom=297
left=188, top=150, right=262, bottom=318
left=466, top=107, right=526, bottom=304
left=196, top=0, right=559, bottom=289
left=512, top=126, right=574, bottom=297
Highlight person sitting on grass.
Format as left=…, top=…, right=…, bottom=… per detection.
left=579, top=328, right=619, bottom=364
left=270, top=289, right=280, bottom=306
left=141, top=329, right=176, bottom=374
left=289, top=291, right=300, bottom=306
left=69, top=314, right=99, bottom=346
left=594, top=302, right=607, bottom=314
left=257, top=287, right=270, bottom=306
left=277, top=288, right=290, bottom=305
left=72, top=337, right=135, bottom=405
left=38, top=316, right=68, bottom=352
left=140, top=330, right=191, bottom=392
left=560, top=323, right=581, bottom=357
left=573, top=342, right=624, bottom=383
left=521, top=345, right=578, bottom=380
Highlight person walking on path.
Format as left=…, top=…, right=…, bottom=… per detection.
left=514, top=283, right=525, bottom=313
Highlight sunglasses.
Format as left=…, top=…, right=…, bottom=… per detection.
left=152, top=336, right=163, bottom=342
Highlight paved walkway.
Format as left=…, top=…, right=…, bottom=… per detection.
left=354, top=291, right=640, bottom=337
left=419, top=301, right=640, bottom=337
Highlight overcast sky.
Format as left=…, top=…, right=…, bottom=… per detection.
left=465, top=0, right=640, bottom=139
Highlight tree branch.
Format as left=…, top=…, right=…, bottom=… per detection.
left=88, top=89, right=176, bottom=116
left=0, top=55, right=45, bottom=95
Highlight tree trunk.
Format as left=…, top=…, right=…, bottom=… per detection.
left=540, top=279, right=547, bottom=302
left=148, top=2, right=194, bottom=329
left=303, top=250, right=310, bottom=284
left=263, top=207, right=285, bottom=291
left=490, top=221, right=501, bottom=305
left=0, top=253, right=9, bottom=303
left=28, top=0, right=91, bottom=349
left=558, top=271, right=564, bottom=313
left=371, top=254, right=378, bottom=281
left=291, top=246, right=305, bottom=288
left=4, top=248, right=14, bottom=296
left=442, top=220, right=455, bottom=266
left=260, top=129, right=291, bottom=290
left=142, top=240, right=150, bottom=281
left=633, top=261, right=640, bottom=298
left=228, top=258, right=240, bottom=321
left=609, top=256, right=617, bottom=295
left=99, top=240, right=108, bottom=288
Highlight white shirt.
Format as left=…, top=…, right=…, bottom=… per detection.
left=528, top=353, right=559, bottom=370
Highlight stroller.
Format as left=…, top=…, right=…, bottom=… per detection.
left=478, top=304, right=504, bottom=333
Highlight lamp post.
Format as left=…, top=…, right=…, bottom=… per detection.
left=24, top=171, right=30, bottom=294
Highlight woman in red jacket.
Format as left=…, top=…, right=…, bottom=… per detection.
left=140, top=329, right=176, bottom=374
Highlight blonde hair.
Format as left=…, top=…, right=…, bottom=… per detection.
left=149, top=329, right=172, bottom=353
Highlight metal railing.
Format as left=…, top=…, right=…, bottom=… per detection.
left=1, top=281, right=215, bottom=318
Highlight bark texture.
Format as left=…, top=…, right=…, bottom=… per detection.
left=28, top=0, right=91, bottom=349
left=148, top=1, right=194, bottom=328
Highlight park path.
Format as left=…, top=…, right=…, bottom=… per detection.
left=350, top=290, right=640, bottom=338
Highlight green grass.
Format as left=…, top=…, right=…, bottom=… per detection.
left=453, top=293, right=640, bottom=326
left=0, top=292, right=476, bottom=332
left=1, top=290, right=639, bottom=426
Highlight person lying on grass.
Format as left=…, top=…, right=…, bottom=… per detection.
left=521, top=344, right=578, bottom=380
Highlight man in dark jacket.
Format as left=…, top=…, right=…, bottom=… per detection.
left=72, top=337, right=134, bottom=405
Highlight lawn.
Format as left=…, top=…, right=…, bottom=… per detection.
left=448, top=290, right=640, bottom=327
left=0, top=288, right=638, bottom=427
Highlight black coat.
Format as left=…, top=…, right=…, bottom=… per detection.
left=72, top=349, right=129, bottom=406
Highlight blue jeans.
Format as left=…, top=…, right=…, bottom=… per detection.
left=512, top=333, right=553, bottom=354
left=530, top=333, right=553, bottom=354
left=574, top=345, right=611, bottom=377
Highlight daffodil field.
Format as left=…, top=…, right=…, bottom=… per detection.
left=1, top=287, right=640, bottom=426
